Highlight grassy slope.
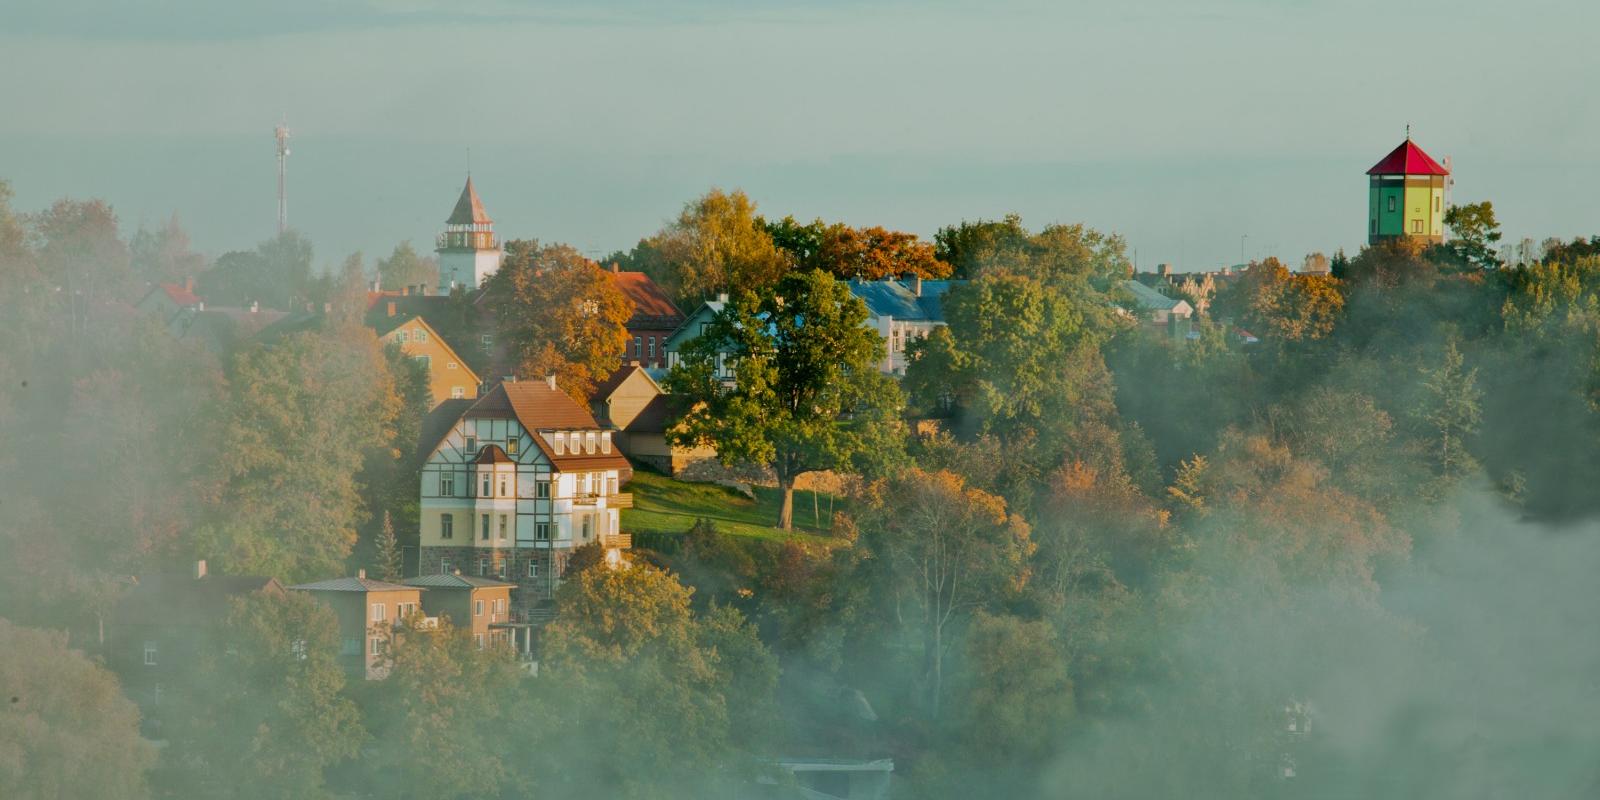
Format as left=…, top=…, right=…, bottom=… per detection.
left=621, top=469, right=842, bottom=545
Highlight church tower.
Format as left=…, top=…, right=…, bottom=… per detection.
left=1367, top=134, right=1449, bottom=246
left=436, top=176, right=502, bottom=292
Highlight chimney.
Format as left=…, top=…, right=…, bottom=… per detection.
left=357, top=568, right=366, bottom=580
left=716, top=292, right=729, bottom=304
left=370, top=278, right=380, bottom=292
left=545, top=374, right=557, bottom=390
left=910, top=273, right=922, bottom=297
left=249, top=300, right=259, bottom=313
left=197, top=300, right=205, bottom=312
left=194, top=559, right=207, bottom=580
left=402, top=286, right=411, bottom=296
left=1158, top=263, right=1173, bottom=279
left=611, top=262, right=620, bottom=273
left=184, top=276, right=194, bottom=293
left=387, top=301, right=397, bottom=317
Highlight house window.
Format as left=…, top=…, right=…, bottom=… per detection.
left=465, top=435, right=477, bottom=455
left=498, top=514, right=508, bottom=540
left=1411, top=219, right=1425, bottom=234
left=536, top=480, right=550, bottom=499
left=415, top=329, right=428, bottom=342
left=451, top=386, right=465, bottom=399
left=494, top=598, right=506, bottom=615
left=397, top=602, right=417, bottom=619
left=447, top=361, right=458, bottom=370
left=477, top=557, right=488, bottom=576
left=395, top=331, right=409, bottom=343
left=480, top=334, right=493, bottom=351
left=648, top=336, right=656, bottom=360
left=291, top=639, right=307, bottom=661
left=480, top=513, right=490, bottom=540
left=1434, top=196, right=1441, bottom=211
left=608, top=476, right=618, bottom=496
left=143, top=641, right=158, bottom=666
left=582, top=517, right=592, bottom=541
left=474, top=634, right=485, bottom=649
left=634, top=336, right=643, bottom=358
left=499, top=476, right=508, bottom=497
left=536, top=522, right=550, bottom=540
left=413, top=355, right=430, bottom=368
left=1387, top=196, right=1396, bottom=213
left=505, top=438, right=518, bottom=456
left=474, top=599, right=484, bottom=617
left=371, top=603, right=386, bottom=623
left=441, top=472, right=455, bottom=497
left=370, top=637, right=384, bottom=656
left=554, top=432, right=566, bottom=455
left=529, top=561, right=540, bottom=578
left=440, top=558, right=452, bottom=574
left=441, top=513, right=454, bottom=539
left=482, top=474, right=492, bottom=497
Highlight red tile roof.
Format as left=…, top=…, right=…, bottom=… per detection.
left=451, top=381, right=632, bottom=472
left=447, top=177, right=493, bottom=225
left=160, top=282, right=202, bottom=306
left=608, top=271, right=684, bottom=323
left=472, top=443, right=514, bottom=464
left=1367, top=139, right=1449, bottom=176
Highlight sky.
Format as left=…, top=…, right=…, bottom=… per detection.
left=3, top=0, right=1597, bottom=272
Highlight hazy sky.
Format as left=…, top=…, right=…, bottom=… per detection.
left=3, top=0, right=1596, bottom=272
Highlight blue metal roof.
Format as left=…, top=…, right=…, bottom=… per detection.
left=846, top=279, right=961, bottom=322
left=1120, top=279, right=1182, bottom=311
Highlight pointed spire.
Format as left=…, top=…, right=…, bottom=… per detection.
left=446, top=176, right=493, bottom=225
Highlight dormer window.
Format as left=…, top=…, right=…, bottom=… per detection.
left=601, top=432, right=612, bottom=454
left=585, top=432, right=596, bottom=454
left=554, top=432, right=566, bottom=455
left=506, top=438, right=518, bottom=456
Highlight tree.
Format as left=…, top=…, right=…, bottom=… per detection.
left=634, top=188, right=791, bottom=304
left=129, top=212, right=206, bottom=283
left=934, top=214, right=1130, bottom=290
left=1441, top=201, right=1503, bottom=271
left=764, top=216, right=951, bottom=280
left=482, top=240, right=633, bottom=402
left=858, top=468, right=1033, bottom=718
left=665, top=269, right=904, bottom=529
left=198, top=329, right=400, bottom=582
left=1416, top=339, right=1482, bottom=483
left=373, top=510, right=402, bottom=581
left=1214, top=257, right=1345, bottom=343
left=525, top=564, right=776, bottom=798
left=28, top=198, right=133, bottom=310
left=947, top=612, right=1075, bottom=769
left=198, top=231, right=315, bottom=311
left=363, top=617, right=520, bottom=800
left=0, top=618, right=155, bottom=800
left=377, top=240, right=438, bottom=291
left=157, top=592, right=363, bottom=800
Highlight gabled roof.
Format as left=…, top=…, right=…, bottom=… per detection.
left=1121, top=279, right=1184, bottom=311
left=438, top=380, right=632, bottom=471
left=846, top=279, right=960, bottom=322
left=417, top=398, right=475, bottom=461
left=472, top=443, right=513, bottom=464
left=402, top=573, right=517, bottom=589
left=374, top=314, right=483, bottom=386
left=446, top=177, right=493, bottom=225
left=1367, top=139, right=1449, bottom=176
left=289, top=575, right=419, bottom=593
left=608, top=271, right=684, bottom=324
left=159, top=282, right=202, bottom=306
left=592, top=363, right=660, bottom=402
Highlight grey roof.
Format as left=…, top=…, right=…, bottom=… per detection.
left=402, top=573, right=517, bottom=589
left=845, top=279, right=960, bottom=322
left=288, top=576, right=420, bottom=593
left=1120, top=279, right=1183, bottom=311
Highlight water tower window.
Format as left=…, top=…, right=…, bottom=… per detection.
left=1387, top=197, right=1396, bottom=213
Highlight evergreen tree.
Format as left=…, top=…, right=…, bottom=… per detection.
left=374, top=510, right=403, bottom=581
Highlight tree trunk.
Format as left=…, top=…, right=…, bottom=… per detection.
left=777, top=473, right=795, bottom=530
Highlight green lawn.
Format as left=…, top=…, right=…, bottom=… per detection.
left=621, top=470, right=843, bottom=545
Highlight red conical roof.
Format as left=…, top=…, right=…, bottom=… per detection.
left=446, top=176, right=493, bottom=225
left=1367, top=139, right=1449, bottom=176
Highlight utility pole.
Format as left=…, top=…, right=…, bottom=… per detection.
left=275, top=119, right=291, bottom=235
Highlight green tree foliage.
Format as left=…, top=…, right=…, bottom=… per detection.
left=482, top=240, right=633, bottom=402
left=764, top=215, right=951, bottom=280
left=1414, top=339, right=1482, bottom=484
left=666, top=269, right=904, bottom=528
left=198, top=230, right=314, bottom=311
left=199, top=329, right=400, bottom=582
left=157, top=592, right=363, bottom=799
left=0, top=618, right=155, bottom=800
left=856, top=468, right=1033, bottom=718
left=363, top=617, right=520, bottom=800
left=28, top=197, right=133, bottom=307
left=934, top=214, right=1130, bottom=290
left=129, top=212, right=207, bottom=283
left=945, top=612, right=1075, bottom=774
left=1439, top=201, right=1503, bottom=271
left=376, top=240, right=438, bottom=291
left=526, top=564, right=778, bottom=798
left=373, top=510, right=402, bottom=581
left=626, top=188, right=791, bottom=305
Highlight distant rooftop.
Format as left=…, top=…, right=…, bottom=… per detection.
left=289, top=575, right=418, bottom=593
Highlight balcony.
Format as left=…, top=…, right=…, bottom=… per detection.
left=602, top=533, right=633, bottom=550
left=609, top=492, right=633, bottom=508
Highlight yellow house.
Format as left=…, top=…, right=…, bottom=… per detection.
left=374, top=309, right=482, bottom=409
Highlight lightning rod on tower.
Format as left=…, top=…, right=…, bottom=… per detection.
left=275, top=119, right=291, bottom=235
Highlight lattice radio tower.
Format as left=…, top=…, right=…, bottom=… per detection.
left=275, top=119, right=291, bottom=234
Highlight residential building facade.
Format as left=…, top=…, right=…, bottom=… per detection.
left=417, top=378, right=633, bottom=617
left=373, top=309, right=483, bottom=408
left=288, top=571, right=424, bottom=680
left=591, top=364, right=716, bottom=475
left=403, top=573, right=525, bottom=654
left=844, top=276, right=960, bottom=375
left=1367, top=136, right=1449, bottom=246
left=607, top=267, right=685, bottom=369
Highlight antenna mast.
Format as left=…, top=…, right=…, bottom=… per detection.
left=275, top=119, right=291, bottom=235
